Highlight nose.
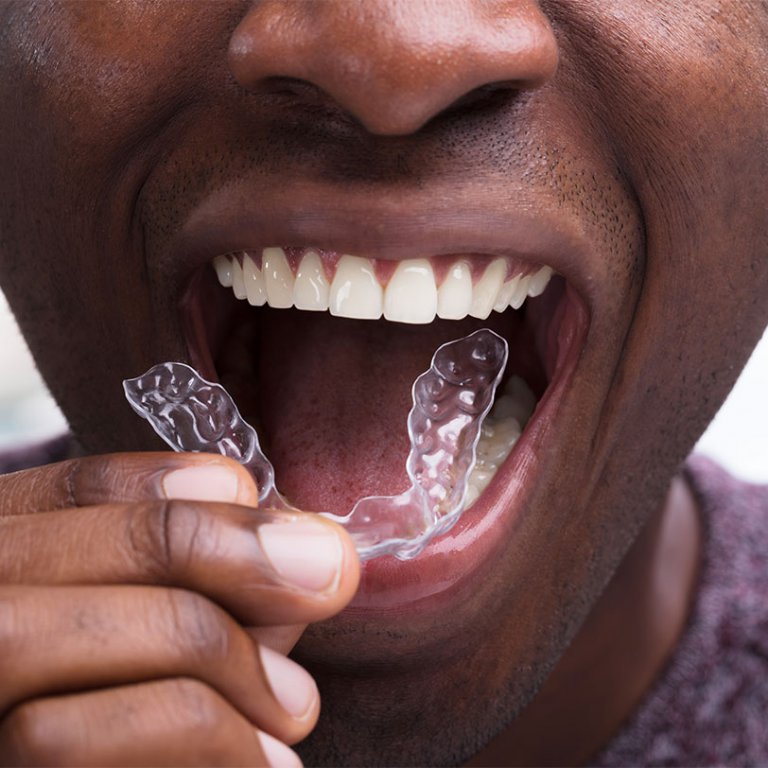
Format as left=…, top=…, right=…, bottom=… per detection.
left=228, top=0, right=558, bottom=136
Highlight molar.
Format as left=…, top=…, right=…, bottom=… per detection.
left=213, top=254, right=234, bottom=288
left=528, top=266, right=554, bottom=298
left=464, top=374, right=534, bottom=509
left=231, top=258, right=247, bottom=300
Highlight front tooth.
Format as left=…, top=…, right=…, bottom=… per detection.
left=213, top=255, right=234, bottom=288
left=262, top=247, right=295, bottom=308
left=528, top=266, right=553, bottom=297
left=384, top=259, right=437, bottom=324
left=242, top=253, right=267, bottom=306
left=493, top=275, right=521, bottom=313
left=293, top=250, right=330, bottom=311
left=330, top=255, right=383, bottom=319
left=231, top=258, right=247, bottom=300
left=470, top=258, right=506, bottom=319
left=437, top=260, right=473, bottom=320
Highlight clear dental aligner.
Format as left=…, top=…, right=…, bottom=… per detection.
left=122, top=359, right=284, bottom=509
left=123, top=329, right=508, bottom=561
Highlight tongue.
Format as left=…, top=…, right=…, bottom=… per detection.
left=254, top=309, right=518, bottom=516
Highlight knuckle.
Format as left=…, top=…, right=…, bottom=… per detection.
left=165, top=679, right=251, bottom=761
left=128, top=499, right=208, bottom=580
left=60, top=458, right=81, bottom=509
left=165, top=589, right=234, bottom=664
left=169, top=678, right=230, bottom=735
left=0, top=700, right=56, bottom=767
left=0, top=593, right=25, bottom=684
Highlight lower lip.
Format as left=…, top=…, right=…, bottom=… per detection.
left=348, top=286, right=588, bottom=613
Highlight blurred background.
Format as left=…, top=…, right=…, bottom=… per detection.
left=1, top=288, right=767, bottom=483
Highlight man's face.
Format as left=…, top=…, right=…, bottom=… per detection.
left=1, top=1, right=767, bottom=763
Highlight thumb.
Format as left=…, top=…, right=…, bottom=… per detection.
left=0, top=452, right=259, bottom=516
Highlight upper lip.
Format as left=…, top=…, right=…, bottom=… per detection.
left=166, top=178, right=596, bottom=300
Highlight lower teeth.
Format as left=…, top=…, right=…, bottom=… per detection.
left=123, top=329, right=533, bottom=561
left=466, top=375, right=536, bottom=505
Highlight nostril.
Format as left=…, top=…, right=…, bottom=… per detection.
left=256, top=76, right=363, bottom=130
left=438, top=81, right=520, bottom=119
left=260, top=76, right=322, bottom=101
left=228, top=0, right=559, bottom=137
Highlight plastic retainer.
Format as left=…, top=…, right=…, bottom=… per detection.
left=123, top=329, right=508, bottom=561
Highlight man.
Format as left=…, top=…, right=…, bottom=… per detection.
left=0, top=1, right=766, bottom=765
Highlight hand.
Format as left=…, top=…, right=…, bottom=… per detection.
left=0, top=453, right=360, bottom=766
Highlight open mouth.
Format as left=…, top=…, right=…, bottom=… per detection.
left=182, top=244, right=588, bottom=605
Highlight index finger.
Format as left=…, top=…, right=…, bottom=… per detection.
left=0, top=501, right=360, bottom=626
left=0, top=452, right=259, bottom=517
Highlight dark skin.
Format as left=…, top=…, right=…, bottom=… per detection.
left=469, top=475, right=701, bottom=766
left=0, top=1, right=767, bottom=765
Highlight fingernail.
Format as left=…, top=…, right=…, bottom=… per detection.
left=257, top=730, right=302, bottom=768
left=258, top=519, right=343, bottom=592
left=260, top=645, right=318, bottom=721
left=161, top=464, right=240, bottom=503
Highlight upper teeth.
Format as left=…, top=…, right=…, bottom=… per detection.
left=212, top=248, right=553, bottom=324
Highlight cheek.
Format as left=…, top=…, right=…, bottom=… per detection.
left=555, top=0, right=768, bottom=425
left=0, top=2, right=237, bottom=449
left=0, top=2, right=242, bottom=214
left=552, top=2, right=768, bottom=239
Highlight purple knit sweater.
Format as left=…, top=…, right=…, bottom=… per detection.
left=594, top=455, right=768, bottom=766
left=2, top=442, right=767, bottom=765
